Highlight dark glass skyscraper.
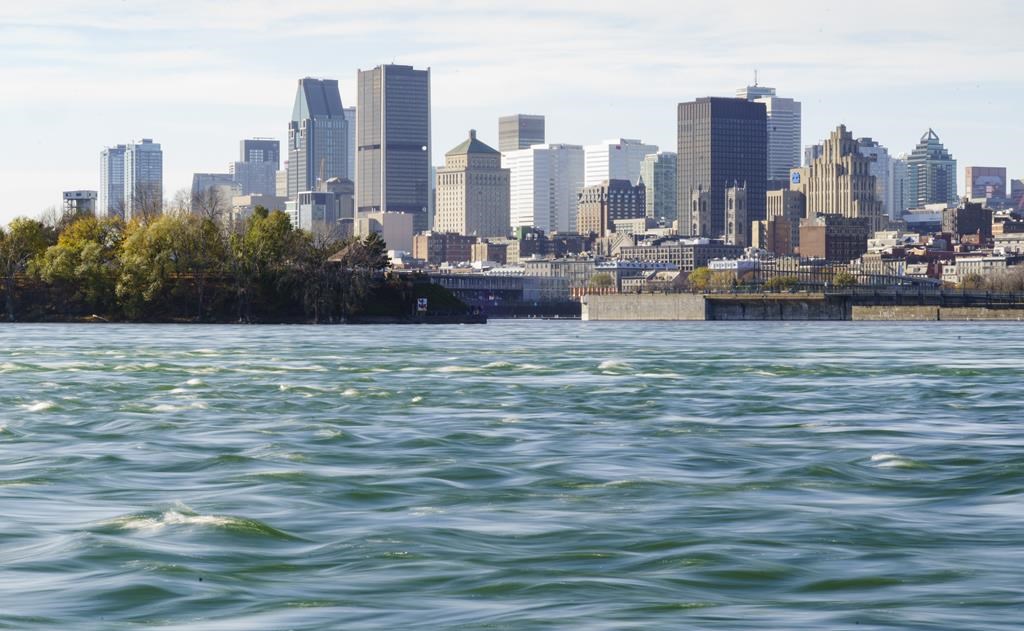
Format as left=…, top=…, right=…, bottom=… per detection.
left=906, top=129, right=957, bottom=208
left=356, top=64, right=431, bottom=232
left=287, top=78, right=348, bottom=199
left=677, top=97, right=767, bottom=237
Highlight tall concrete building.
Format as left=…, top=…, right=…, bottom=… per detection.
left=231, top=138, right=280, bottom=197
left=856, top=138, right=894, bottom=219
left=356, top=64, right=431, bottom=233
left=583, top=138, right=658, bottom=187
left=906, top=129, right=957, bottom=208
left=287, top=78, right=348, bottom=200
left=434, top=130, right=510, bottom=238
left=99, top=144, right=127, bottom=218
left=737, top=84, right=801, bottom=182
left=499, top=114, right=545, bottom=152
left=343, top=107, right=356, bottom=182
left=576, top=179, right=645, bottom=238
left=965, top=166, right=1007, bottom=203
left=639, top=152, right=678, bottom=222
left=123, top=139, right=163, bottom=219
left=677, top=97, right=767, bottom=238
left=503, top=143, right=584, bottom=234
left=790, top=125, right=882, bottom=227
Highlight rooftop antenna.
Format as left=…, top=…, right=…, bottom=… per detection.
left=754, top=69, right=759, bottom=87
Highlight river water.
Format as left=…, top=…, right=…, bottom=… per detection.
left=1, top=322, right=1022, bottom=629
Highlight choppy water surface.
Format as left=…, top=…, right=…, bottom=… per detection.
left=2, top=322, right=1023, bottom=629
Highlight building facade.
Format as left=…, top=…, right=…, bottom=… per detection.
left=63, top=190, right=97, bottom=216
left=725, top=184, right=748, bottom=246
left=737, top=84, right=801, bottom=181
left=98, top=144, right=127, bottom=218
left=856, top=138, right=894, bottom=219
left=906, top=129, right=957, bottom=208
left=619, top=238, right=745, bottom=272
left=356, top=64, right=432, bottom=233
left=434, top=130, right=510, bottom=238
left=343, top=107, right=356, bottom=182
left=965, top=166, right=1007, bottom=204
left=503, top=143, right=584, bottom=234
left=583, top=138, right=658, bottom=187
left=498, top=114, right=545, bottom=153
left=677, top=97, right=767, bottom=238
left=287, top=78, right=348, bottom=200
left=798, top=214, right=871, bottom=262
left=576, top=179, right=646, bottom=238
left=792, top=125, right=883, bottom=228
left=123, top=139, right=163, bottom=219
left=231, top=138, right=280, bottom=197
left=639, top=152, right=678, bottom=222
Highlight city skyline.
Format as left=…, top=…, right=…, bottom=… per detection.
left=2, top=1, right=1023, bottom=224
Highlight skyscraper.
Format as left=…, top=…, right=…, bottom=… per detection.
left=287, top=78, right=348, bottom=200
left=503, top=143, right=584, bottom=233
left=906, top=129, right=957, bottom=208
left=583, top=138, right=658, bottom=187
left=99, top=144, right=127, bottom=218
left=639, top=152, right=678, bottom=222
left=231, top=138, right=280, bottom=196
left=790, top=125, right=883, bottom=227
left=576, top=179, right=646, bottom=238
left=737, top=84, right=801, bottom=182
left=356, top=64, right=431, bottom=233
left=498, top=114, right=545, bottom=153
left=434, top=130, right=510, bottom=238
left=123, top=139, right=163, bottom=219
left=856, top=138, right=893, bottom=219
left=677, top=97, right=767, bottom=238
left=343, top=107, right=356, bottom=182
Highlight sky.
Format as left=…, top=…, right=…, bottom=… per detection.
left=1, top=0, right=1022, bottom=224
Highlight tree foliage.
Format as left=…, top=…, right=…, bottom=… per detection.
left=0, top=209, right=405, bottom=323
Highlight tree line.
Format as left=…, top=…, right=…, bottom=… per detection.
left=0, top=207, right=393, bottom=323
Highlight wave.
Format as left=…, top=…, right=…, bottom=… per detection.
left=22, top=401, right=56, bottom=412
left=101, top=505, right=300, bottom=540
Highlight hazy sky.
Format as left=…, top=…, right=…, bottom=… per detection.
left=2, top=0, right=1022, bottom=224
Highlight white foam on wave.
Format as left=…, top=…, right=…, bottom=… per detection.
left=483, top=361, right=514, bottom=369
left=151, top=402, right=208, bottom=413
left=186, top=378, right=204, bottom=386
left=436, top=365, right=481, bottom=373
left=341, top=388, right=359, bottom=397
left=113, top=510, right=234, bottom=532
left=598, top=359, right=631, bottom=371
left=411, top=396, right=423, bottom=403
left=22, top=401, right=55, bottom=412
left=0, top=362, right=18, bottom=372
left=870, top=452, right=916, bottom=468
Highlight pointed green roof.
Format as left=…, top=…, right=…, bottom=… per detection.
left=446, top=129, right=499, bottom=156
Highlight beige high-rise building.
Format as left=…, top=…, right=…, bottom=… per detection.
left=434, top=130, right=510, bottom=238
left=793, top=125, right=883, bottom=228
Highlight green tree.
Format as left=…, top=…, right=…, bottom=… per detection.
left=230, top=208, right=299, bottom=321
left=33, top=215, right=124, bottom=315
left=687, top=267, right=713, bottom=291
left=765, top=275, right=800, bottom=292
left=0, top=218, right=53, bottom=321
left=832, top=271, right=857, bottom=288
left=588, top=272, right=614, bottom=290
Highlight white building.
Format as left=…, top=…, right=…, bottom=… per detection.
left=98, top=144, right=127, bottom=218
left=890, top=155, right=910, bottom=219
left=503, top=143, right=584, bottom=234
left=583, top=138, right=657, bottom=187
left=123, top=139, right=163, bottom=219
left=737, top=85, right=801, bottom=182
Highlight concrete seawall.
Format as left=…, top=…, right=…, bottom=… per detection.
left=582, top=293, right=1024, bottom=321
